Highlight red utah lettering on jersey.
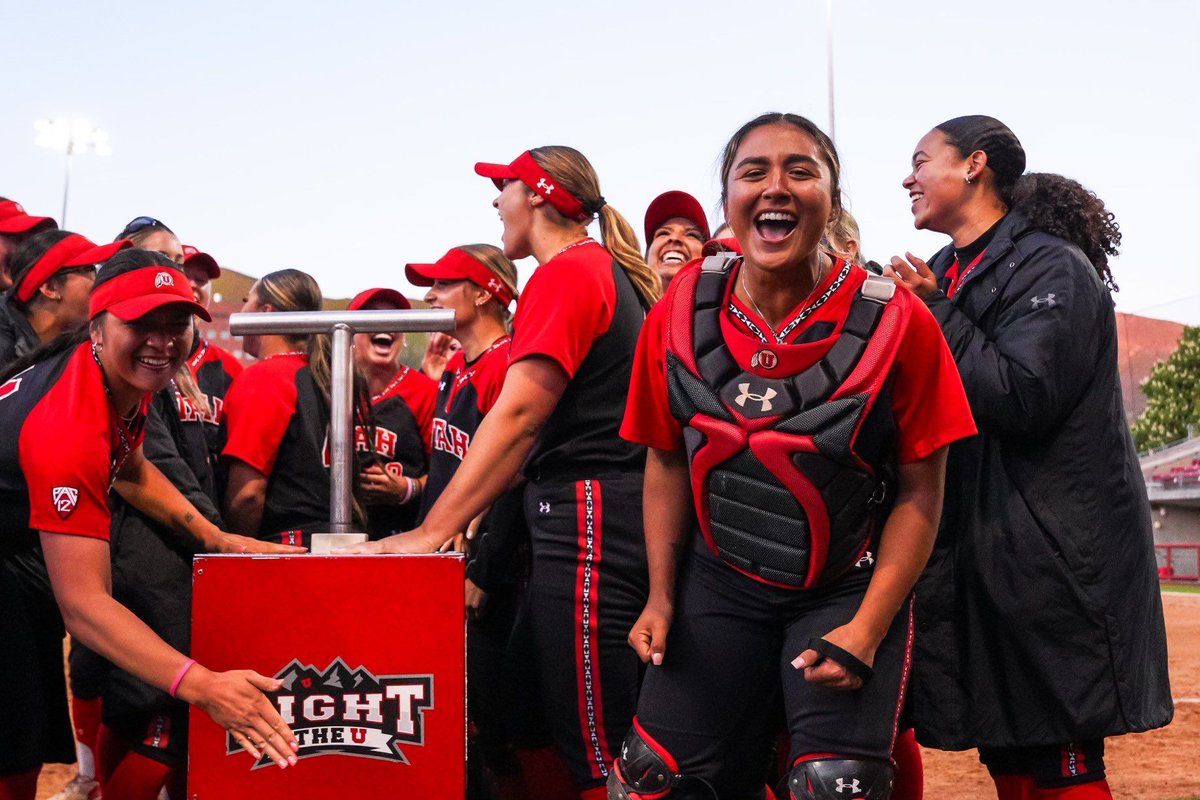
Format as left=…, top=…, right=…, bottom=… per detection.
left=321, top=425, right=399, bottom=467
left=0, top=376, right=23, bottom=401
left=431, top=418, right=471, bottom=461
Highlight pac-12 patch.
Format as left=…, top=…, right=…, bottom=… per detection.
left=53, top=486, right=79, bottom=519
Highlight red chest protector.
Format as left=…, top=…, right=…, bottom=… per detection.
left=665, top=255, right=909, bottom=589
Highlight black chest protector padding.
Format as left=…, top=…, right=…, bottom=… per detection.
left=667, top=261, right=899, bottom=588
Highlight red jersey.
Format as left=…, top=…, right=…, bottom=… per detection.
left=364, top=364, right=437, bottom=536
left=622, top=259, right=976, bottom=464
left=0, top=343, right=148, bottom=550
left=419, top=335, right=510, bottom=520
left=509, top=239, right=646, bottom=480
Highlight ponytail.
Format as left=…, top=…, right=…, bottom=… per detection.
left=1010, top=172, right=1121, bottom=292
left=597, top=204, right=661, bottom=307
left=529, top=146, right=662, bottom=307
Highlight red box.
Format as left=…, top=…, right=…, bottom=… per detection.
left=188, top=554, right=465, bottom=799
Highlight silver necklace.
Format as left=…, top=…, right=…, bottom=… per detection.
left=738, top=257, right=829, bottom=339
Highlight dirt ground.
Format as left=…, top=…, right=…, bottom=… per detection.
left=36, top=592, right=1200, bottom=800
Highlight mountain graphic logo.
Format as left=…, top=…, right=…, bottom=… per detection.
left=227, top=658, right=433, bottom=767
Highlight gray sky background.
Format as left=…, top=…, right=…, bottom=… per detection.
left=3, top=0, right=1197, bottom=323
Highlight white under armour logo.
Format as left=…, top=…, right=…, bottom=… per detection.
left=734, top=382, right=777, bottom=412
left=835, top=777, right=861, bottom=794
left=155, top=272, right=174, bottom=288
left=488, top=278, right=502, bottom=293
left=856, top=551, right=875, bottom=568
left=1031, top=293, right=1057, bottom=309
left=539, top=502, right=550, bottom=514
left=536, top=178, right=554, bottom=195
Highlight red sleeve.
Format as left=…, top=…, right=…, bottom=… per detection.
left=221, top=360, right=300, bottom=476
left=22, top=406, right=113, bottom=540
left=889, top=296, right=977, bottom=463
left=399, top=370, right=438, bottom=454
left=473, top=346, right=510, bottom=415
left=508, top=255, right=615, bottom=378
left=620, top=302, right=683, bottom=451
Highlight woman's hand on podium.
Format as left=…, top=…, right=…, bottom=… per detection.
left=176, top=664, right=299, bottom=769
left=333, top=524, right=446, bottom=554
left=211, top=531, right=307, bottom=555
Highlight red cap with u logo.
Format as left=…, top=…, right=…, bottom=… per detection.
left=474, top=151, right=592, bottom=223
left=89, top=266, right=212, bottom=322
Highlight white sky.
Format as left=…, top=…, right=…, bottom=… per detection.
left=3, top=0, right=1198, bottom=323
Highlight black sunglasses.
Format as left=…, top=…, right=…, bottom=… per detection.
left=115, top=216, right=173, bottom=241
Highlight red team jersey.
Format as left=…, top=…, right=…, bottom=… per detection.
left=365, top=365, right=437, bottom=536
left=0, top=343, right=148, bottom=547
left=621, top=259, right=977, bottom=463
left=419, top=335, right=510, bottom=518
left=509, top=239, right=646, bottom=479
left=178, top=338, right=243, bottom=429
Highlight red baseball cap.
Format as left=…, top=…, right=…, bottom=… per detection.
left=0, top=200, right=54, bottom=235
left=644, top=191, right=710, bottom=244
left=15, top=234, right=132, bottom=304
left=474, top=151, right=591, bottom=223
left=347, top=287, right=412, bottom=311
left=405, top=248, right=515, bottom=308
left=89, top=266, right=212, bottom=322
left=181, top=245, right=220, bottom=279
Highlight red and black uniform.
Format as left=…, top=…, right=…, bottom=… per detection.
left=222, top=352, right=332, bottom=545
left=0, top=343, right=148, bottom=777
left=619, top=256, right=975, bottom=797
left=365, top=365, right=436, bottom=537
left=180, top=337, right=243, bottom=463
left=507, top=240, right=649, bottom=791
left=416, top=335, right=526, bottom=791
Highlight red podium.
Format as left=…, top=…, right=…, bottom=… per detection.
left=187, top=554, right=465, bottom=799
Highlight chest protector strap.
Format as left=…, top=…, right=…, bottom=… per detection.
left=665, top=256, right=906, bottom=589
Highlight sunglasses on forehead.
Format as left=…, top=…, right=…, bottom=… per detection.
left=115, top=216, right=174, bottom=241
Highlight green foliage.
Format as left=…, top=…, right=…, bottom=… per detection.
left=1133, top=326, right=1200, bottom=450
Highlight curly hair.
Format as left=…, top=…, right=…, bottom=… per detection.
left=1011, top=172, right=1121, bottom=292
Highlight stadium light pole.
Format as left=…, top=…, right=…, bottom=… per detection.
left=34, top=118, right=112, bottom=229
left=825, top=0, right=836, bottom=142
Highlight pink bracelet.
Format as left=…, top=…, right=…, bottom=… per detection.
left=400, top=477, right=414, bottom=505
left=169, top=658, right=197, bottom=698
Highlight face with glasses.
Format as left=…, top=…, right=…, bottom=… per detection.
left=119, top=217, right=184, bottom=265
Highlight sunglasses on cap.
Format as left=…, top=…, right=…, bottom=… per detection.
left=116, top=216, right=174, bottom=240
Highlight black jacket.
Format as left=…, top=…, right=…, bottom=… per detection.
left=0, top=292, right=40, bottom=369
left=105, top=388, right=222, bottom=720
left=910, top=212, right=1172, bottom=749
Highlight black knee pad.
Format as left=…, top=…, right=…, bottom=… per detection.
left=608, top=723, right=681, bottom=799
left=788, top=757, right=893, bottom=800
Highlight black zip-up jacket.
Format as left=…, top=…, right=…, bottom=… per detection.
left=104, top=388, right=223, bottom=720
left=910, top=212, right=1172, bottom=749
left=0, top=292, right=40, bottom=369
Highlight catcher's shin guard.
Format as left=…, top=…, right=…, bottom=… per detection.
left=608, top=721, right=681, bottom=799
left=789, top=756, right=894, bottom=800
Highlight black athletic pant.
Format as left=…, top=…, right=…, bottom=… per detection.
left=521, top=472, right=648, bottom=790
left=0, top=553, right=75, bottom=775
left=980, top=740, right=1106, bottom=788
left=634, top=538, right=913, bottom=799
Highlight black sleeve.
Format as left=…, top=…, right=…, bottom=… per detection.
left=465, top=487, right=528, bottom=593
left=142, top=391, right=224, bottom=539
left=924, top=240, right=1108, bottom=438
